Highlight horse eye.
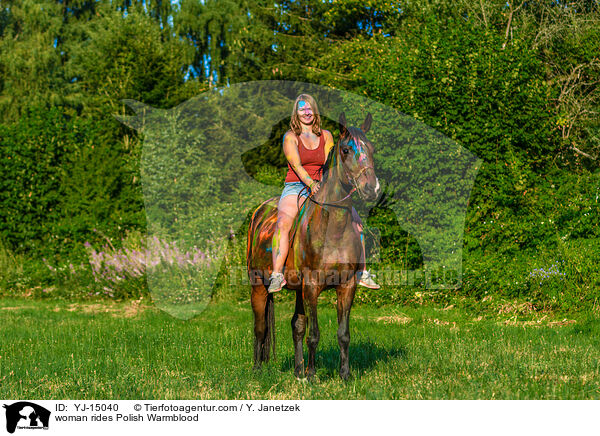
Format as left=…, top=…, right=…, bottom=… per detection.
left=342, top=148, right=349, bottom=155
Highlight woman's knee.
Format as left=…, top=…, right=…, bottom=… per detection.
left=276, top=216, right=294, bottom=233
left=351, top=211, right=362, bottom=232
left=351, top=207, right=363, bottom=226
left=352, top=220, right=363, bottom=233
left=277, top=197, right=299, bottom=231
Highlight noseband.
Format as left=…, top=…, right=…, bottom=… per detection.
left=348, top=164, right=374, bottom=191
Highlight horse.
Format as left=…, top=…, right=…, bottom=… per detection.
left=246, top=112, right=380, bottom=380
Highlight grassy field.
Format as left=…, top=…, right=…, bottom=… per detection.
left=1, top=297, right=599, bottom=399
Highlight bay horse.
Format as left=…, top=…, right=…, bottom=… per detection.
left=246, top=112, right=380, bottom=380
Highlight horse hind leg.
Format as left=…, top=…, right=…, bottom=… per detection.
left=251, top=284, right=274, bottom=369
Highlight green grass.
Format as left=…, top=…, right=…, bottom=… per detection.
left=1, top=297, right=599, bottom=399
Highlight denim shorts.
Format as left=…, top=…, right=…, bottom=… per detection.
left=279, top=181, right=362, bottom=224
left=280, top=181, right=312, bottom=199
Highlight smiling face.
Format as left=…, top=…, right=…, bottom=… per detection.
left=297, top=100, right=314, bottom=126
left=290, top=94, right=321, bottom=135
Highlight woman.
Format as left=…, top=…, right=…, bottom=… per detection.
left=268, top=94, right=379, bottom=293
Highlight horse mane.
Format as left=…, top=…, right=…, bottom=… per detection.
left=319, top=126, right=363, bottom=184
left=320, top=142, right=336, bottom=184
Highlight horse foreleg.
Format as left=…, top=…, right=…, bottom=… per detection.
left=304, top=283, right=321, bottom=380
left=336, top=279, right=356, bottom=380
left=291, top=289, right=306, bottom=379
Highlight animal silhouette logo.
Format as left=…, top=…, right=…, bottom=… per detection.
left=3, top=402, right=50, bottom=433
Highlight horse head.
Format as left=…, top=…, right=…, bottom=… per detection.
left=325, top=112, right=380, bottom=202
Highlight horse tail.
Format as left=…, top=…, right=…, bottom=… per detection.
left=264, top=292, right=276, bottom=361
left=246, top=207, right=258, bottom=277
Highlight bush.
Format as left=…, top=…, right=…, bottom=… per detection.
left=0, top=105, right=145, bottom=258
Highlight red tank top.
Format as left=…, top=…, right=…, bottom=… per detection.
left=284, top=132, right=325, bottom=183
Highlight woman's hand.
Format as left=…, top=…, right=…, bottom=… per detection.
left=310, top=181, right=321, bottom=195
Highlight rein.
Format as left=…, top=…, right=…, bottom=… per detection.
left=294, top=130, right=374, bottom=220
left=299, top=184, right=355, bottom=210
left=288, top=160, right=372, bottom=260
left=299, top=164, right=374, bottom=210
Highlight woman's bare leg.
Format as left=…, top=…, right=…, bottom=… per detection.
left=272, top=194, right=304, bottom=274
left=351, top=207, right=367, bottom=272
left=352, top=207, right=380, bottom=289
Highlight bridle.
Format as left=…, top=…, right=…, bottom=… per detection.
left=297, top=135, right=374, bottom=210
left=289, top=131, right=373, bottom=250
left=349, top=165, right=374, bottom=191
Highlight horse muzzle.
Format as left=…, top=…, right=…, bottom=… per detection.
left=357, top=177, right=380, bottom=201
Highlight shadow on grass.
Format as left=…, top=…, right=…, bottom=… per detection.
left=278, top=340, right=406, bottom=380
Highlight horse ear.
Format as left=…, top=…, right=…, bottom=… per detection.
left=339, top=112, right=348, bottom=137
left=361, top=113, right=372, bottom=134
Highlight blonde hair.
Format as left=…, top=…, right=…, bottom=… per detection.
left=290, top=94, right=322, bottom=136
